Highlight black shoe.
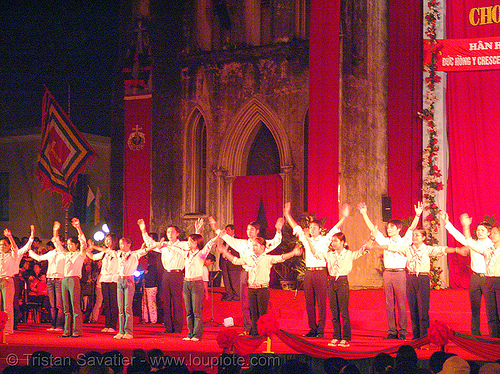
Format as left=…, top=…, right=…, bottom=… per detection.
left=399, top=335, right=407, bottom=340
left=384, top=334, right=398, bottom=339
left=316, top=333, right=324, bottom=338
left=302, top=330, right=317, bottom=337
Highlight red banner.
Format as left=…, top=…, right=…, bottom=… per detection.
left=425, top=36, right=500, bottom=71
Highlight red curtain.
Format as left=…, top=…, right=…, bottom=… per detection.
left=308, top=0, right=340, bottom=227
left=232, top=175, right=283, bottom=239
left=123, top=97, right=152, bottom=248
left=387, top=0, right=423, bottom=219
left=446, top=0, right=500, bottom=287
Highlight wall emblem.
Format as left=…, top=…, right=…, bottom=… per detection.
left=127, top=125, right=146, bottom=151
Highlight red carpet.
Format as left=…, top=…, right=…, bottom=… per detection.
left=0, top=288, right=489, bottom=372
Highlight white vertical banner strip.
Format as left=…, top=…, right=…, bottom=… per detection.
left=422, top=0, right=450, bottom=288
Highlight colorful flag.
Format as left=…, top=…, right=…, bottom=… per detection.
left=37, top=88, right=96, bottom=208
left=86, top=185, right=95, bottom=224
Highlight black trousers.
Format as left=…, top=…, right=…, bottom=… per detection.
left=303, top=268, right=328, bottom=334
left=484, top=276, right=500, bottom=337
left=406, top=274, right=430, bottom=339
left=248, top=287, right=270, bottom=336
left=328, top=276, right=350, bottom=340
left=469, top=272, right=485, bottom=336
left=101, top=282, right=118, bottom=329
left=161, top=271, right=184, bottom=333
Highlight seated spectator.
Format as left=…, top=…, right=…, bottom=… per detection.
left=479, top=363, right=500, bottom=374
left=102, top=351, right=124, bottom=374
left=437, top=356, right=470, bottom=374
left=429, top=352, right=455, bottom=374
left=324, top=357, right=348, bottom=374
left=372, top=353, right=394, bottom=374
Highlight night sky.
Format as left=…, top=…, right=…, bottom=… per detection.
left=1, top=1, right=121, bottom=136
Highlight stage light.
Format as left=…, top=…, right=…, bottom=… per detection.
left=133, top=270, right=142, bottom=278
left=93, top=231, right=105, bottom=242
left=102, top=224, right=110, bottom=233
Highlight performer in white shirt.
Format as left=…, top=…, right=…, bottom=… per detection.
left=94, top=236, right=151, bottom=339
left=179, top=232, right=219, bottom=341
left=461, top=213, right=500, bottom=337
left=208, top=216, right=283, bottom=335
left=52, top=218, right=87, bottom=338
left=86, top=233, right=120, bottom=333
left=284, top=201, right=350, bottom=338
left=219, top=236, right=302, bottom=336
left=306, top=231, right=370, bottom=348
left=440, top=211, right=492, bottom=336
left=138, top=218, right=203, bottom=334
left=1, top=225, right=34, bottom=335
left=357, top=201, right=423, bottom=340
left=28, top=236, right=66, bottom=332
left=379, top=227, right=466, bottom=340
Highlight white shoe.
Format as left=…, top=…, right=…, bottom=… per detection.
left=107, top=328, right=116, bottom=333
left=46, top=327, right=55, bottom=331
left=113, top=333, right=124, bottom=339
left=182, top=336, right=192, bottom=341
left=101, top=328, right=109, bottom=333
left=122, top=333, right=133, bottom=339
left=191, top=337, right=200, bottom=341
left=54, top=328, right=63, bottom=332
left=338, top=340, right=350, bottom=347
left=328, top=339, right=339, bottom=347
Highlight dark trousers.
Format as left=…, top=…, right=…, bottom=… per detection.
left=47, top=278, right=64, bottom=329
left=470, top=272, right=485, bottom=335
left=101, top=282, right=118, bottom=329
left=222, top=267, right=241, bottom=300
left=303, top=268, right=328, bottom=334
left=484, top=276, right=500, bottom=337
left=183, top=280, right=204, bottom=339
left=240, top=271, right=251, bottom=332
left=406, top=274, right=430, bottom=339
left=328, top=276, right=350, bottom=340
left=248, top=287, right=270, bottom=336
left=383, top=270, right=407, bottom=337
left=161, top=271, right=184, bottom=333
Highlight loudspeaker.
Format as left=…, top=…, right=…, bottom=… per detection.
left=382, top=196, right=392, bottom=222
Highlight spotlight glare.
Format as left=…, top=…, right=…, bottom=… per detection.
left=133, top=270, right=141, bottom=278
left=94, top=231, right=105, bottom=242
left=102, top=224, right=110, bottom=233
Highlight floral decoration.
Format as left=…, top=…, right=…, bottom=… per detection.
left=429, top=320, right=452, bottom=349
left=419, top=0, right=443, bottom=288
left=257, top=314, right=279, bottom=336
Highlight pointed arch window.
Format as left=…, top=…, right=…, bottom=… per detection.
left=184, top=111, right=207, bottom=215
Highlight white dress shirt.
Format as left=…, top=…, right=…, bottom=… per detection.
left=293, top=226, right=340, bottom=268
left=142, top=233, right=187, bottom=271
left=387, top=244, right=448, bottom=273
left=445, top=221, right=490, bottom=274
left=232, top=254, right=285, bottom=288
left=53, top=234, right=87, bottom=278
left=108, top=248, right=148, bottom=277
left=466, top=238, right=500, bottom=277
left=316, top=246, right=368, bottom=278
left=29, top=249, right=65, bottom=279
left=375, top=231, right=411, bottom=269
left=88, top=251, right=119, bottom=283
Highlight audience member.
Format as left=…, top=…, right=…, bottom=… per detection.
left=429, top=352, right=455, bottom=374
left=324, top=356, right=348, bottom=374
left=437, top=356, right=470, bottom=374
left=372, top=353, right=394, bottom=374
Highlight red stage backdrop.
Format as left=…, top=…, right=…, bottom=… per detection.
left=446, top=0, right=500, bottom=288
left=123, top=96, right=152, bottom=248
left=232, top=175, right=283, bottom=239
left=387, top=0, right=423, bottom=220
left=308, top=0, right=340, bottom=226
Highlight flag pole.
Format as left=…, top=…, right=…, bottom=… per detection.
left=64, top=84, right=71, bottom=241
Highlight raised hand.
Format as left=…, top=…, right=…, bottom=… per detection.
left=30, top=225, right=35, bottom=239
left=137, top=219, right=146, bottom=232
left=3, top=228, right=12, bottom=237
left=71, top=218, right=81, bottom=228
left=460, top=213, right=473, bottom=227
left=357, top=202, right=367, bottom=215
left=194, top=218, right=204, bottom=233
left=53, top=221, right=61, bottom=232
left=439, top=211, right=449, bottom=224
left=414, top=201, right=424, bottom=216
left=340, top=203, right=351, bottom=218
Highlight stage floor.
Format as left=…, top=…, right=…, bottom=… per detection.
left=0, top=288, right=490, bottom=372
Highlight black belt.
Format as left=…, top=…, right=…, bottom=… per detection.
left=385, top=268, right=405, bottom=272
left=407, top=272, right=429, bottom=276
left=307, top=267, right=326, bottom=271
left=167, top=269, right=183, bottom=273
